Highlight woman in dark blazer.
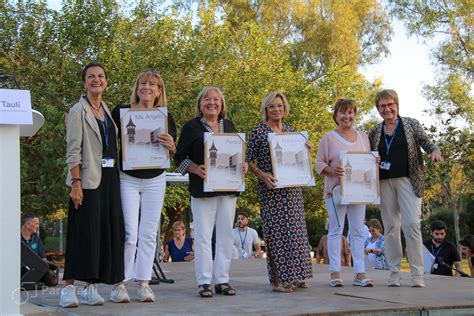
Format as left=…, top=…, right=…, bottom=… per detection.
left=60, top=62, right=128, bottom=308
left=174, top=86, right=245, bottom=297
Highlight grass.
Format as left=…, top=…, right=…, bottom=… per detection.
left=43, top=236, right=62, bottom=253
left=401, top=257, right=471, bottom=276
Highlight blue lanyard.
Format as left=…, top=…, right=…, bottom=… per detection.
left=238, top=229, right=248, bottom=250
left=383, top=118, right=399, bottom=156
left=431, top=244, right=442, bottom=259
left=84, top=96, right=108, bottom=150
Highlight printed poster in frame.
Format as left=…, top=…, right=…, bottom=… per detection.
left=120, top=108, right=170, bottom=170
left=339, top=151, right=380, bottom=204
left=203, top=132, right=246, bottom=192
left=268, top=131, right=315, bottom=188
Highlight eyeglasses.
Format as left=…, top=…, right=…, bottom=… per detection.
left=378, top=102, right=396, bottom=109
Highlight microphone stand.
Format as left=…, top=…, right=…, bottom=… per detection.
left=437, top=258, right=470, bottom=277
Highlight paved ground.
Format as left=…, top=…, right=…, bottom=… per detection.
left=20, top=259, right=474, bottom=315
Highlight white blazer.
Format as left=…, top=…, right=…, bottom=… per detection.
left=65, top=96, right=118, bottom=189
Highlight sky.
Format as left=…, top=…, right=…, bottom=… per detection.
left=45, top=1, right=437, bottom=127
left=361, top=21, right=437, bottom=127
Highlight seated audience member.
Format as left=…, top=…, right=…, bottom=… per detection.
left=164, top=221, right=194, bottom=262
left=233, top=211, right=262, bottom=259
left=21, top=214, right=57, bottom=287
left=316, top=223, right=351, bottom=266
left=459, top=235, right=474, bottom=277
left=423, top=220, right=463, bottom=276
left=364, top=218, right=389, bottom=270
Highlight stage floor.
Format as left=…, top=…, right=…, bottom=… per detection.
left=21, top=259, right=474, bottom=315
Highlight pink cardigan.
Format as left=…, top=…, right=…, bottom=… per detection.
left=315, top=130, right=370, bottom=198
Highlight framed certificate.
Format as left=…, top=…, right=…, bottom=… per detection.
left=203, top=132, right=245, bottom=192
left=268, top=131, right=315, bottom=188
left=120, top=108, right=170, bottom=170
left=339, top=151, right=380, bottom=204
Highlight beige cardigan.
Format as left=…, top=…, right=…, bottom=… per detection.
left=65, top=97, right=118, bottom=189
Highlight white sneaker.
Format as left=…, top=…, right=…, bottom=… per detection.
left=137, top=284, right=155, bottom=302
left=59, top=285, right=79, bottom=308
left=411, top=275, right=425, bottom=288
left=80, top=284, right=105, bottom=306
left=387, top=272, right=401, bottom=287
left=110, top=284, right=130, bottom=303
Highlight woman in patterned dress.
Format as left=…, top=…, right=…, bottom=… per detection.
left=246, top=91, right=313, bottom=293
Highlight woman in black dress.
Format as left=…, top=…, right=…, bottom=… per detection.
left=60, top=62, right=128, bottom=307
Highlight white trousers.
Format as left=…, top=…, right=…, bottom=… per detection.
left=121, top=172, right=166, bottom=281
left=379, top=177, right=423, bottom=277
left=325, top=198, right=366, bottom=274
left=191, top=195, right=236, bottom=285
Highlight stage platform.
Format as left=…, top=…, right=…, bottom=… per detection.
left=21, top=259, right=474, bottom=315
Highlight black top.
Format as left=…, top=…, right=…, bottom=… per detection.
left=423, top=239, right=461, bottom=276
left=174, top=117, right=238, bottom=198
left=378, top=118, right=409, bottom=179
left=111, top=104, right=177, bottom=179
left=96, top=115, right=118, bottom=160
left=21, top=233, right=45, bottom=258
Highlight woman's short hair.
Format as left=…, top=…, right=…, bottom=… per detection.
left=195, top=86, right=227, bottom=118
left=332, top=99, right=357, bottom=125
left=367, top=218, right=383, bottom=233
left=375, top=89, right=399, bottom=109
left=130, top=70, right=167, bottom=107
left=260, top=92, right=290, bottom=122
left=172, top=221, right=185, bottom=232
left=81, top=62, right=107, bottom=82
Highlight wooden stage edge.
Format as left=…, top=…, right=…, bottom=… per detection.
left=21, top=259, right=474, bottom=315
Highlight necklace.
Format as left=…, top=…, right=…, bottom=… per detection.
left=84, top=96, right=103, bottom=119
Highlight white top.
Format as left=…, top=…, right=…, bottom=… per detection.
left=366, top=240, right=378, bottom=267
left=233, top=227, right=259, bottom=259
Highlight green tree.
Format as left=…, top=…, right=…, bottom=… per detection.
left=1, top=0, right=392, bottom=243
left=389, top=0, right=473, bottom=244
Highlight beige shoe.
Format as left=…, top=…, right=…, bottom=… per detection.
left=387, top=272, right=401, bottom=287
left=137, top=284, right=155, bottom=302
left=411, top=275, right=425, bottom=288
left=110, top=284, right=130, bottom=303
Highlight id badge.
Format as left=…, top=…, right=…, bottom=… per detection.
left=102, top=158, right=115, bottom=168
left=380, top=161, right=391, bottom=170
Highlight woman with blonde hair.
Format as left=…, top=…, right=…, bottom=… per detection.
left=174, top=86, right=245, bottom=297
left=111, top=70, right=176, bottom=302
left=246, top=91, right=313, bottom=293
left=163, top=221, right=194, bottom=262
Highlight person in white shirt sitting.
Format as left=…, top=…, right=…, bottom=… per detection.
left=233, top=211, right=262, bottom=259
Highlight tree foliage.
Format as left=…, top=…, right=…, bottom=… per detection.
left=389, top=0, right=473, bottom=243
left=2, top=0, right=391, bottom=240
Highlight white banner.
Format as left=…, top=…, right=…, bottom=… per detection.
left=0, top=89, right=32, bottom=125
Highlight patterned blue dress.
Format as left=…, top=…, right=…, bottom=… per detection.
left=247, top=123, right=313, bottom=286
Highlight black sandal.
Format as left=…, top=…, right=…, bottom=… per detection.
left=215, top=283, right=236, bottom=296
left=198, top=284, right=213, bottom=298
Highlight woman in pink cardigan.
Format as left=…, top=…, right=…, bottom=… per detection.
left=315, top=99, right=374, bottom=288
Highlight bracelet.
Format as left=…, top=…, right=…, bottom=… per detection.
left=71, top=178, right=81, bottom=184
